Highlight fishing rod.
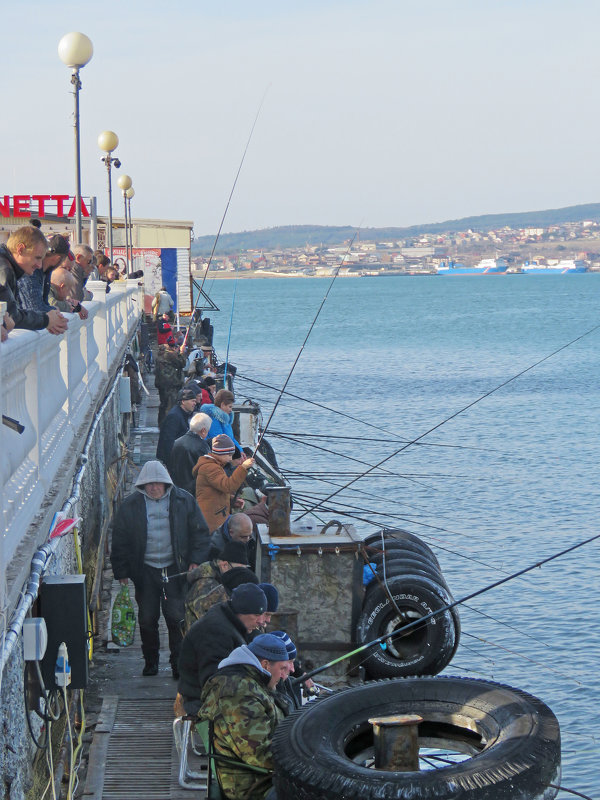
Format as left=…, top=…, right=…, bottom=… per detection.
left=292, top=529, right=600, bottom=684
left=183, top=87, right=269, bottom=347
left=223, top=260, right=240, bottom=386
left=295, top=318, right=600, bottom=521
left=251, top=229, right=361, bottom=458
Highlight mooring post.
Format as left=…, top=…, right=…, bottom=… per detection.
left=266, top=485, right=291, bottom=537
left=368, top=714, right=423, bottom=771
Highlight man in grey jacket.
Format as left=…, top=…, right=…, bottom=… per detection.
left=111, top=460, right=210, bottom=678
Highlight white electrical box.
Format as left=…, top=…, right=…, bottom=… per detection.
left=23, top=618, right=48, bottom=661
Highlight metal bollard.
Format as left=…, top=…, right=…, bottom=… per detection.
left=367, top=714, right=423, bottom=771
left=266, top=485, right=292, bottom=537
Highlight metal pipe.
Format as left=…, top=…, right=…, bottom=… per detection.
left=266, top=485, right=292, bottom=537
left=72, top=68, right=83, bottom=243
left=368, top=714, right=422, bottom=771
left=122, top=191, right=130, bottom=271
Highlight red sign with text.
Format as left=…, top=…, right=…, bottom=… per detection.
left=0, top=195, right=90, bottom=218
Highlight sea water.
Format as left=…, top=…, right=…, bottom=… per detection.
left=204, top=274, right=600, bottom=796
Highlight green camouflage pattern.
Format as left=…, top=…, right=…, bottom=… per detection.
left=155, top=346, right=186, bottom=422
left=184, top=561, right=228, bottom=633
left=154, top=346, right=185, bottom=389
left=200, top=665, right=283, bottom=800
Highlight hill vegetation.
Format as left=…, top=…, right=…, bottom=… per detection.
left=191, top=202, right=600, bottom=256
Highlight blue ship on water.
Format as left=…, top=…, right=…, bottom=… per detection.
left=437, top=257, right=509, bottom=275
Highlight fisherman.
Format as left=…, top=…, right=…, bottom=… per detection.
left=110, top=460, right=210, bottom=678
left=194, top=434, right=254, bottom=533
left=157, top=312, right=175, bottom=345
left=201, top=388, right=243, bottom=450
left=156, top=387, right=197, bottom=464
left=154, top=341, right=187, bottom=425
left=177, top=582, right=268, bottom=713
left=168, top=412, right=212, bottom=494
left=183, top=539, right=258, bottom=632
left=199, top=633, right=290, bottom=800
left=209, top=512, right=256, bottom=568
left=152, top=286, right=174, bottom=321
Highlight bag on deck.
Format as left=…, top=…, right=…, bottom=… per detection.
left=111, top=584, right=136, bottom=647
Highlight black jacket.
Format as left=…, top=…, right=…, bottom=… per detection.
left=169, top=430, right=210, bottom=494
left=156, top=404, right=191, bottom=464
left=0, top=245, right=48, bottom=330
left=110, top=486, right=210, bottom=586
left=178, top=601, right=250, bottom=712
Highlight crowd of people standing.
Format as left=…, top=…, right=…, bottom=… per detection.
left=110, top=311, right=309, bottom=800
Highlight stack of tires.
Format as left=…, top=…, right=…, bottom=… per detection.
left=356, top=529, right=460, bottom=679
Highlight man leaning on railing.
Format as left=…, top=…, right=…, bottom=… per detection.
left=0, top=225, right=68, bottom=337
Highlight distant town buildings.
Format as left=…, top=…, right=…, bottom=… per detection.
left=191, top=218, right=600, bottom=277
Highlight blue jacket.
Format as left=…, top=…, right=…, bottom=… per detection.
left=200, top=403, right=242, bottom=450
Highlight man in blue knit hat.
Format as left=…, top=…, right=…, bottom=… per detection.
left=178, top=583, right=268, bottom=713
left=200, top=633, right=289, bottom=800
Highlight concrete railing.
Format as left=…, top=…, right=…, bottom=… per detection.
left=0, top=279, right=143, bottom=576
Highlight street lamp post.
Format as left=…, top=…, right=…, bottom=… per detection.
left=117, top=174, right=133, bottom=272
left=98, top=131, right=120, bottom=265
left=58, top=32, right=93, bottom=244
left=126, top=187, right=135, bottom=273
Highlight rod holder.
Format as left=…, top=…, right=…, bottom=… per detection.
left=368, top=714, right=423, bottom=771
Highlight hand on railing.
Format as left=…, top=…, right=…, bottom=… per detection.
left=46, top=310, right=68, bottom=336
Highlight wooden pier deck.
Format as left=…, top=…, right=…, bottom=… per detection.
left=82, top=376, right=207, bottom=799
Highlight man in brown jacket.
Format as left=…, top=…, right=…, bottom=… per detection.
left=193, top=434, right=254, bottom=533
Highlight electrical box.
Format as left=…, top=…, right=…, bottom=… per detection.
left=23, top=618, right=48, bottom=661
left=40, top=575, right=89, bottom=690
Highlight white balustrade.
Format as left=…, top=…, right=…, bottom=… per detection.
left=0, top=281, right=141, bottom=569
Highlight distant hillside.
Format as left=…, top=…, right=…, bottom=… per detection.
left=191, top=202, right=600, bottom=255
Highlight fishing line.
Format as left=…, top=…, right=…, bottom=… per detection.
left=548, top=786, right=593, bottom=800
left=293, top=529, right=600, bottom=684
left=269, top=429, right=438, bottom=490
left=184, top=86, right=270, bottom=346
left=252, top=229, right=361, bottom=457
left=295, top=320, right=600, bottom=521
left=239, top=374, right=488, bottom=452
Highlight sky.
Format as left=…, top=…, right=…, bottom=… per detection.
left=2, top=1, right=599, bottom=236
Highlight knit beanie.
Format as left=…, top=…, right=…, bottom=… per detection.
left=220, top=540, right=249, bottom=565
left=230, top=583, right=267, bottom=614
left=248, top=633, right=289, bottom=662
left=212, top=434, right=236, bottom=455
left=221, top=567, right=259, bottom=593
left=258, top=583, right=279, bottom=612
left=270, top=630, right=297, bottom=661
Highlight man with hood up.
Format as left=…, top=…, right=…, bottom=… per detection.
left=200, top=633, right=290, bottom=800
left=111, top=460, right=210, bottom=678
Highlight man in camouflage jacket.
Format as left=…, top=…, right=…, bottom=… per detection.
left=154, top=343, right=186, bottom=425
left=183, top=539, right=257, bottom=633
left=200, top=634, right=290, bottom=800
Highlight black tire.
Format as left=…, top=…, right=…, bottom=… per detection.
left=272, top=676, right=561, bottom=800
left=364, top=529, right=435, bottom=551
left=367, top=552, right=447, bottom=585
left=364, top=537, right=440, bottom=568
left=364, top=565, right=462, bottom=667
left=356, top=575, right=457, bottom=678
